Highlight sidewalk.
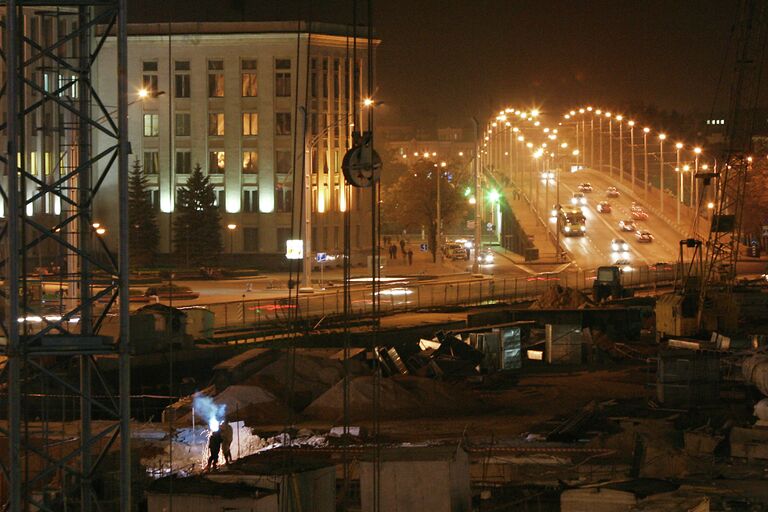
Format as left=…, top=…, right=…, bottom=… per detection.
left=504, top=187, right=561, bottom=263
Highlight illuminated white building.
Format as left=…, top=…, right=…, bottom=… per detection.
left=94, top=21, right=377, bottom=260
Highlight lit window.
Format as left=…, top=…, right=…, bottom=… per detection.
left=209, top=151, right=225, bottom=174
left=208, top=113, right=224, bottom=136
left=208, top=60, right=224, bottom=97
left=275, top=59, right=291, bottom=97
left=242, top=112, right=258, bottom=136
left=241, top=59, right=257, bottom=97
left=242, top=151, right=258, bottom=174
left=143, top=114, right=159, bottom=137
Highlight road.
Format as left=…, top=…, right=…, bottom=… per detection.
left=527, top=168, right=681, bottom=271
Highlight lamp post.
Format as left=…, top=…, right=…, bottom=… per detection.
left=658, top=133, right=666, bottom=212
left=588, top=107, right=595, bottom=168
left=628, top=120, right=635, bottom=189
left=643, top=127, right=650, bottom=200
left=693, top=147, right=701, bottom=207
left=227, top=223, right=236, bottom=253
left=597, top=110, right=603, bottom=172
left=675, top=142, right=683, bottom=224
left=616, top=115, right=623, bottom=182
left=472, top=117, right=481, bottom=274
left=607, top=112, right=613, bottom=179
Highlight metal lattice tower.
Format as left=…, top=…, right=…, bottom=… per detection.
left=0, top=1, right=129, bottom=510
left=697, top=0, right=768, bottom=329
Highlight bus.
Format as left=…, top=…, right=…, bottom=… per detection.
left=559, top=207, right=586, bottom=236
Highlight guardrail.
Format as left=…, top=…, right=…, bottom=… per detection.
left=199, top=264, right=679, bottom=332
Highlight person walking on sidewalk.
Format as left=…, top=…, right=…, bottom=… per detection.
left=407, top=249, right=413, bottom=266
left=399, top=239, right=406, bottom=256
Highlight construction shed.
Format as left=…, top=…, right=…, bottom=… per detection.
left=146, top=476, right=277, bottom=512
left=359, top=445, right=471, bottom=512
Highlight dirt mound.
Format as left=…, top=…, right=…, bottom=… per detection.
left=241, top=353, right=368, bottom=410
left=176, top=385, right=295, bottom=426
left=304, top=376, right=483, bottom=422
left=531, top=285, right=593, bottom=309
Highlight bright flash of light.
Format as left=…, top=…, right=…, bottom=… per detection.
left=209, top=417, right=220, bottom=432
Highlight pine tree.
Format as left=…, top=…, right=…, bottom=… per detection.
left=128, top=159, right=160, bottom=267
left=173, top=164, right=222, bottom=266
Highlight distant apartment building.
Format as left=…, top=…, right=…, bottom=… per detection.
left=91, top=21, right=378, bottom=259
left=381, top=125, right=474, bottom=164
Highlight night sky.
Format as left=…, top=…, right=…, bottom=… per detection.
left=136, top=0, right=743, bottom=127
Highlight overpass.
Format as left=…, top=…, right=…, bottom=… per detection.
left=480, top=106, right=717, bottom=271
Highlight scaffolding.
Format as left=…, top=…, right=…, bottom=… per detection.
left=0, top=1, right=129, bottom=510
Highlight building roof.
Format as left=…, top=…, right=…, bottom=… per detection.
left=126, top=0, right=378, bottom=39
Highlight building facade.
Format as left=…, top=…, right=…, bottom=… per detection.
left=93, top=21, right=377, bottom=262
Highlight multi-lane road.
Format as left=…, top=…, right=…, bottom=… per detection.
left=528, top=168, right=682, bottom=271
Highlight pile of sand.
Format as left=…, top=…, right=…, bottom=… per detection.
left=531, top=285, right=593, bottom=309
left=242, top=352, right=368, bottom=410
left=303, top=375, right=483, bottom=422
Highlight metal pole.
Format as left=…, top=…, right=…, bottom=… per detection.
left=643, top=130, right=649, bottom=200
left=598, top=116, right=603, bottom=173
left=6, top=3, right=22, bottom=509
left=618, top=121, right=624, bottom=183
left=590, top=117, right=595, bottom=169
left=676, top=146, right=681, bottom=225
left=118, top=1, right=132, bottom=510
left=436, top=163, right=441, bottom=263
left=472, top=118, right=481, bottom=274
left=659, top=139, right=665, bottom=212
left=301, top=107, right=312, bottom=288
left=556, top=167, right=560, bottom=261
left=608, top=118, right=613, bottom=178
left=630, top=124, right=635, bottom=189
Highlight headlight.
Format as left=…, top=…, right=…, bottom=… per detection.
left=580, top=226, right=586, bottom=232
left=622, top=243, right=629, bottom=251
left=551, top=209, right=558, bottom=217
left=564, top=226, right=571, bottom=232
left=622, top=251, right=630, bottom=259
left=571, top=198, right=577, bottom=205
left=612, top=243, right=619, bottom=251
left=580, top=198, right=587, bottom=205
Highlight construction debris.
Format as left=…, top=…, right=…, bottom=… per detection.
left=530, top=285, right=594, bottom=309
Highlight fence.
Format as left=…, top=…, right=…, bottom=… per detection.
left=199, top=264, right=679, bottom=333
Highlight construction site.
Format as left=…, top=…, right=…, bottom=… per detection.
left=1, top=0, right=768, bottom=511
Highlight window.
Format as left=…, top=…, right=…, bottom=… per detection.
left=143, top=151, right=159, bottom=174
left=243, top=227, right=259, bottom=252
left=209, top=151, right=225, bottom=174
left=275, top=150, right=291, bottom=174
left=208, top=60, right=224, bottom=97
left=142, top=61, right=158, bottom=95
left=242, top=112, right=258, bottom=136
left=175, top=61, right=190, bottom=98
left=175, top=150, right=191, bottom=174
left=333, top=58, right=340, bottom=98
left=143, top=114, right=159, bottom=137
left=242, top=151, right=258, bottom=174
left=275, top=112, right=291, bottom=136
left=310, top=113, right=318, bottom=136
left=208, top=113, right=224, bottom=136
left=243, top=189, right=259, bottom=213
left=214, top=188, right=225, bottom=209
left=322, top=58, right=329, bottom=98
left=276, top=177, right=293, bottom=213
left=310, top=58, right=318, bottom=99
left=241, top=59, right=257, bottom=97
left=175, top=112, right=190, bottom=136
left=147, top=188, right=160, bottom=210
left=275, top=59, right=291, bottom=97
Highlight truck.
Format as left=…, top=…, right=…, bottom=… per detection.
left=559, top=207, right=586, bottom=236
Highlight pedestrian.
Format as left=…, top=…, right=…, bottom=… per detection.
left=399, top=239, right=406, bottom=255
left=407, top=249, right=413, bottom=266
left=245, top=282, right=253, bottom=293
left=205, top=428, right=223, bottom=472
left=391, top=244, right=398, bottom=259
left=220, top=420, right=233, bottom=464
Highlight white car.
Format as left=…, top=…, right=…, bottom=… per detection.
left=611, top=238, right=629, bottom=252
left=571, top=192, right=587, bottom=206
left=479, top=249, right=495, bottom=265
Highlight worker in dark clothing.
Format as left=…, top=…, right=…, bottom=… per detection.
left=220, top=420, right=233, bottom=464
left=206, top=429, right=223, bottom=472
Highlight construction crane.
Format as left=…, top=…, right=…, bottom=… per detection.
left=658, top=0, right=768, bottom=339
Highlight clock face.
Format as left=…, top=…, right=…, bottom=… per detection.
left=342, top=138, right=382, bottom=188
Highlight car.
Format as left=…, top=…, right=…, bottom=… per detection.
left=606, top=186, right=620, bottom=198
left=578, top=182, right=593, bottom=192
left=478, top=249, right=495, bottom=265
left=650, top=261, right=674, bottom=271
left=442, top=242, right=462, bottom=256
left=613, top=258, right=633, bottom=272
left=619, top=219, right=636, bottom=232
left=611, top=238, right=630, bottom=252
left=631, top=209, right=649, bottom=220
left=597, top=201, right=612, bottom=213
left=447, top=245, right=469, bottom=260
left=635, top=230, right=654, bottom=243
left=571, top=192, right=587, bottom=206
left=144, top=284, right=200, bottom=300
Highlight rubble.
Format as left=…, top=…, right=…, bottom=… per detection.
left=530, top=285, right=594, bottom=309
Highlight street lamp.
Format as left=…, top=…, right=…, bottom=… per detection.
left=675, top=142, right=683, bottom=223
left=227, top=223, right=236, bottom=253
left=693, top=147, right=702, bottom=206
left=628, top=120, right=635, bottom=188
left=643, top=127, right=650, bottom=200
left=616, top=115, right=623, bottom=182
left=606, top=112, right=613, bottom=178
left=658, top=133, right=667, bottom=212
